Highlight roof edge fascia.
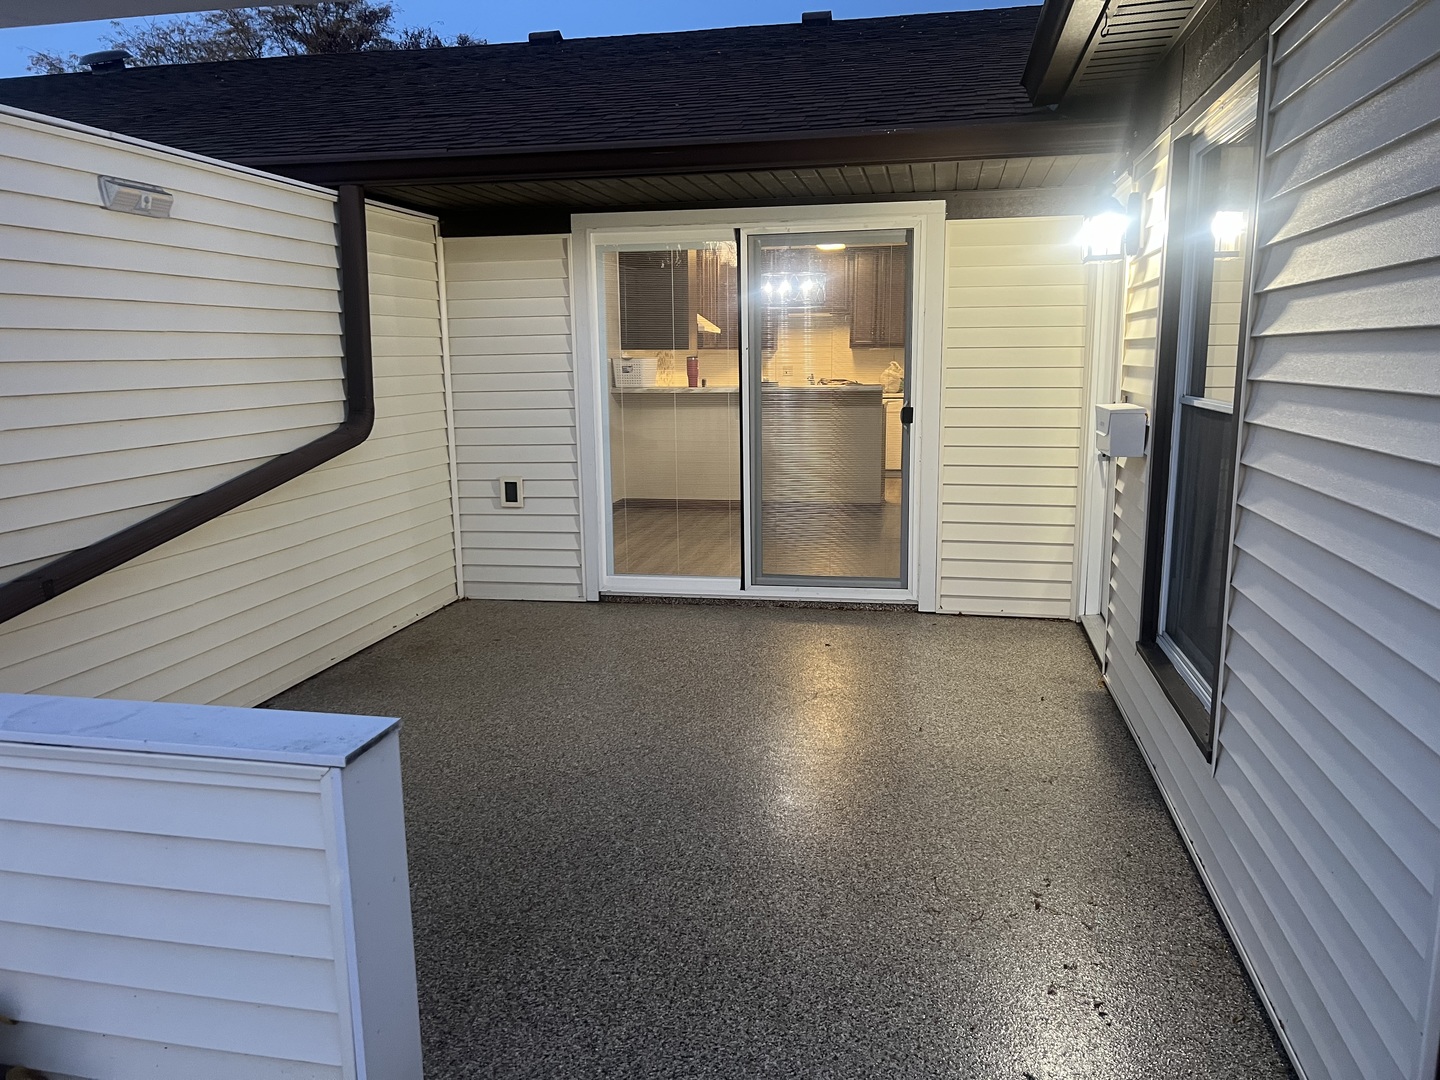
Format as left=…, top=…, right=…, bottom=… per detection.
left=1022, top=0, right=1109, bottom=106
left=242, top=118, right=1129, bottom=188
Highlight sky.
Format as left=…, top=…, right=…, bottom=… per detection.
left=0, top=0, right=1020, bottom=77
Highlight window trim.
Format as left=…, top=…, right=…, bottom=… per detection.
left=1157, top=127, right=1250, bottom=710
left=1139, top=77, right=1262, bottom=759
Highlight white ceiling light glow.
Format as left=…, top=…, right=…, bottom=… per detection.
left=760, top=271, right=826, bottom=307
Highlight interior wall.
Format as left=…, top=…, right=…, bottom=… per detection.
left=608, top=393, right=741, bottom=504
left=0, top=203, right=457, bottom=705
left=767, top=322, right=903, bottom=387
left=445, top=234, right=586, bottom=601
left=939, top=216, right=1087, bottom=617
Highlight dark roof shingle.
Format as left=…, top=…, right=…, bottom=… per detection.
left=0, top=7, right=1054, bottom=166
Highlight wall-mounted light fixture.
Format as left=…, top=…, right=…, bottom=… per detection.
left=760, top=270, right=827, bottom=307
left=98, top=175, right=173, bottom=218
left=1078, top=205, right=1125, bottom=261
left=1211, top=210, right=1247, bottom=257
left=1078, top=194, right=1138, bottom=263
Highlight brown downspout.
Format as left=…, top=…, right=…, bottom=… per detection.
left=0, top=184, right=374, bottom=626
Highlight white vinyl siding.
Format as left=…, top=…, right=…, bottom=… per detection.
left=0, top=698, right=420, bottom=1080
left=1103, top=4, right=1440, bottom=1079
left=1218, top=3, right=1440, bottom=1077
left=0, top=200, right=457, bottom=706
left=1103, top=126, right=1337, bottom=1080
left=445, top=234, right=584, bottom=601
left=1102, top=123, right=1340, bottom=1076
left=0, top=746, right=349, bottom=1080
left=940, top=216, right=1086, bottom=617
left=1205, top=253, right=1245, bottom=400
left=0, top=108, right=346, bottom=583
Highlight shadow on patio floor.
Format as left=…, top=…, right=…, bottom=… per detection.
left=268, top=599, right=1294, bottom=1080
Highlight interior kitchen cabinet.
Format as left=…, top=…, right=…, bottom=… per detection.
left=848, top=245, right=908, bottom=348
left=695, top=246, right=738, bottom=349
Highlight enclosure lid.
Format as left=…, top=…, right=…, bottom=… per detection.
left=0, top=693, right=397, bottom=767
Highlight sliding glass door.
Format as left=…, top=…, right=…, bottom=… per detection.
left=748, top=230, right=912, bottom=587
left=594, top=227, right=913, bottom=593
left=597, top=239, right=742, bottom=581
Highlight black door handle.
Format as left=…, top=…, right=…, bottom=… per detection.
left=900, top=405, right=914, bottom=425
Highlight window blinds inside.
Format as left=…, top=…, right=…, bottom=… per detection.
left=600, top=242, right=742, bottom=579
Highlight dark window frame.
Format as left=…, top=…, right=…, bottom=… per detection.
left=1139, top=101, right=1261, bottom=759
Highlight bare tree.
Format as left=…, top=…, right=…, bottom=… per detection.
left=28, top=2, right=481, bottom=73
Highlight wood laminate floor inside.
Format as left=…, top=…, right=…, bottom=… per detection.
left=611, top=477, right=903, bottom=580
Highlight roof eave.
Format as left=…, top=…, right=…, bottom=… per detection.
left=1021, top=0, right=1109, bottom=106
left=239, top=117, right=1130, bottom=189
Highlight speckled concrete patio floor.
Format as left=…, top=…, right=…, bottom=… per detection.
left=268, top=599, right=1294, bottom=1080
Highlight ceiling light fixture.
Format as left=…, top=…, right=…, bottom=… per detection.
left=760, top=271, right=826, bottom=307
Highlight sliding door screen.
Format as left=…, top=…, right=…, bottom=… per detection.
left=598, top=241, right=741, bottom=579
left=748, top=231, right=911, bottom=587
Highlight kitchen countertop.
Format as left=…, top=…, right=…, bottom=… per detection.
left=613, top=384, right=884, bottom=394
left=612, top=386, right=739, bottom=394
left=762, top=383, right=882, bottom=392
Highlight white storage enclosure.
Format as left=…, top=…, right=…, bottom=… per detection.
left=0, top=692, right=422, bottom=1080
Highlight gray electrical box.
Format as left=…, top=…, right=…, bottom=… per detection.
left=1095, top=403, right=1148, bottom=458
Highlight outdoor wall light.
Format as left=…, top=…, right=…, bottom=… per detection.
left=1082, top=194, right=1140, bottom=264
left=98, top=175, right=173, bottom=218
left=760, top=270, right=827, bottom=306
left=1211, top=210, right=1247, bottom=257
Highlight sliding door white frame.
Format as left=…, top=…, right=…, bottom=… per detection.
left=572, top=201, right=946, bottom=610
